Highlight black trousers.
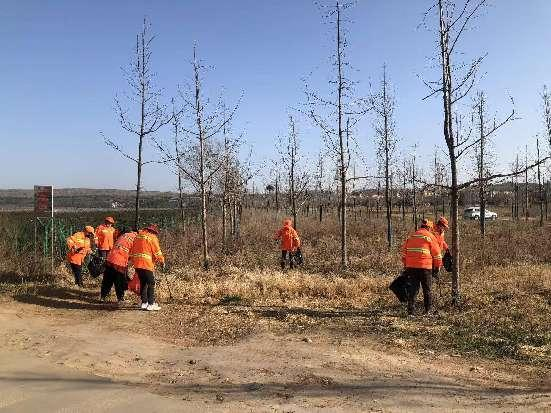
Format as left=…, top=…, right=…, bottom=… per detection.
left=405, top=268, right=432, bottom=315
left=70, top=263, right=83, bottom=286
left=280, top=250, right=294, bottom=269
left=101, top=265, right=127, bottom=300
left=136, top=268, right=155, bottom=305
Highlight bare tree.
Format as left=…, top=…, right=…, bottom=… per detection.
left=371, top=65, right=397, bottom=250
left=306, top=1, right=370, bottom=269
left=278, top=116, right=309, bottom=229
left=524, top=145, right=529, bottom=222
left=472, top=91, right=514, bottom=236
left=537, top=137, right=544, bottom=227
left=221, top=115, right=234, bottom=249
left=221, top=145, right=257, bottom=245
left=422, top=0, right=519, bottom=302
left=155, top=47, right=241, bottom=269
left=103, top=18, right=172, bottom=229
left=169, top=98, right=187, bottom=230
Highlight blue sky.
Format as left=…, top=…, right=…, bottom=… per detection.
left=1, top=0, right=550, bottom=191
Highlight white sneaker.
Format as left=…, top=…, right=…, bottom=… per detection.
left=140, top=303, right=148, bottom=310
left=146, top=303, right=161, bottom=311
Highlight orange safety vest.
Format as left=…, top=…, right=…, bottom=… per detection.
left=432, top=230, right=449, bottom=252
left=106, top=232, right=137, bottom=271
left=66, top=231, right=92, bottom=265
left=401, top=227, right=442, bottom=270
left=95, top=224, right=118, bottom=251
left=129, top=230, right=164, bottom=271
left=275, top=224, right=300, bottom=251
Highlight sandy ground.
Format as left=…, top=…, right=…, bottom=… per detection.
left=0, top=287, right=549, bottom=412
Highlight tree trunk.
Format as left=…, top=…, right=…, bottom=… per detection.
left=222, top=196, right=227, bottom=250
left=194, top=56, right=209, bottom=270
left=545, top=179, right=549, bottom=221
left=275, top=175, right=280, bottom=212
left=178, top=172, right=185, bottom=231
left=450, top=159, right=460, bottom=304
left=340, top=168, right=347, bottom=268
left=134, top=138, right=143, bottom=231
left=385, top=170, right=392, bottom=249
left=537, top=138, right=544, bottom=227
left=199, top=156, right=209, bottom=269
left=478, top=94, right=486, bottom=236
left=402, top=170, right=406, bottom=221
left=230, top=198, right=235, bottom=236
left=525, top=147, right=529, bottom=222
left=412, top=161, right=418, bottom=229
left=336, top=3, right=347, bottom=269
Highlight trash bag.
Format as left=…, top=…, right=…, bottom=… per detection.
left=443, top=250, right=453, bottom=273
left=127, top=273, right=141, bottom=296
left=291, top=248, right=304, bottom=266
left=87, top=252, right=105, bottom=278
left=389, top=271, right=410, bottom=303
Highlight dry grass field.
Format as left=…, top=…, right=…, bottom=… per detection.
left=2, top=208, right=548, bottom=366
left=0, top=208, right=550, bottom=411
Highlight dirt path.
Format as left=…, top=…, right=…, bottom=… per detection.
left=0, top=288, right=549, bottom=412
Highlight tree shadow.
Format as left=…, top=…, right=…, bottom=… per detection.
left=226, top=303, right=397, bottom=320
left=147, top=378, right=550, bottom=404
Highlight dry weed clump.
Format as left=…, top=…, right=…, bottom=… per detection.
left=158, top=266, right=387, bottom=308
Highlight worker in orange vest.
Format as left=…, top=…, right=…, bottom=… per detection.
left=432, top=216, right=449, bottom=253
left=129, top=224, right=165, bottom=311
left=66, top=226, right=96, bottom=287
left=274, top=218, right=301, bottom=270
left=95, top=216, right=118, bottom=259
left=101, top=228, right=137, bottom=303
left=401, top=219, right=442, bottom=315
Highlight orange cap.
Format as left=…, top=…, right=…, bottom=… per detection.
left=105, top=216, right=115, bottom=224
left=145, top=224, right=160, bottom=235
left=437, top=216, right=449, bottom=229
left=84, top=225, right=95, bottom=234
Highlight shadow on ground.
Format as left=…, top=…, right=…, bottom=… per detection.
left=13, top=286, right=133, bottom=311
left=1, top=372, right=546, bottom=403
left=221, top=303, right=404, bottom=322
left=144, top=378, right=551, bottom=406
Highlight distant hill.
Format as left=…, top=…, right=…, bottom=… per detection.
left=0, top=188, right=183, bottom=210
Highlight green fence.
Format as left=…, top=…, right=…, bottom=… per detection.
left=1, top=209, right=194, bottom=264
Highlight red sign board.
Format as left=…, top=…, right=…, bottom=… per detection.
left=34, top=185, right=53, bottom=216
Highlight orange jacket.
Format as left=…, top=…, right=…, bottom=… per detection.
left=401, top=227, right=442, bottom=270
left=95, top=224, right=118, bottom=251
left=66, top=231, right=93, bottom=265
left=275, top=223, right=300, bottom=251
left=432, top=229, right=449, bottom=252
left=107, top=232, right=137, bottom=271
left=129, top=230, right=165, bottom=271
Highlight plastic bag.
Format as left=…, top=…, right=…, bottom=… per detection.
left=127, top=268, right=141, bottom=296
left=87, top=252, right=105, bottom=278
